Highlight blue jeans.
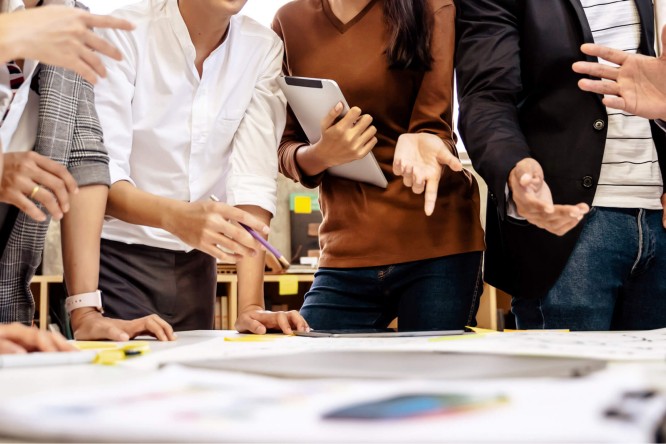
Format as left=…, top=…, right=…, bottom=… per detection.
left=300, top=252, right=484, bottom=331
left=512, top=207, right=666, bottom=331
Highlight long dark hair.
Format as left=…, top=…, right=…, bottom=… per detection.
left=384, top=0, right=433, bottom=71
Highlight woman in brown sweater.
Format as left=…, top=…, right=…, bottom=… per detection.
left=273, top=0, right=485, bottom=331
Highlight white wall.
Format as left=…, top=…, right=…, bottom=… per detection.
left=84, top=0, right=291, bottom=25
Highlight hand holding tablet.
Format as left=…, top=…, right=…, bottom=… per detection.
left=277, top=76, right=388, bottom=188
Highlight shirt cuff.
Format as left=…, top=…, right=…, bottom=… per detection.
left=226, top=174, right=277, bottom=216
left=505, top=183, right=526, bottom=220
left=108, top=163, right=136, bottom=187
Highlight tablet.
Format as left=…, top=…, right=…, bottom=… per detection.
left=293, top=329, right=464, bottom=338
left=277, top=76, right=388, bottom=188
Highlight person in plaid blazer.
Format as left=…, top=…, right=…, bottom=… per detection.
left=0, top=0, right=174, bottom=350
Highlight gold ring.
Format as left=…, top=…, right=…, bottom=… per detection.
left=29, top=185, right=40, bottom=199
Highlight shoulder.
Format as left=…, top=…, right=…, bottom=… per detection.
left=429, top=0, right=454, bottom=13
left=274, top=0, right=319, bottom=23
left=234, top=14, right=279, bottom=44
left=104, top=0, right=156, bottom=26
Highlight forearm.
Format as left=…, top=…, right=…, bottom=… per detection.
left=236, top=205, right=271, bottom=311
left=106, top=180, right=184, bottom=233
left=61, top=185, right=107, bottom=295
left=294, top=144, right=330, bottom=177
left=0, top=17, right=19, bottom=63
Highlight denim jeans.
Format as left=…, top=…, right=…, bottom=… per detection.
left=300, top=252, right=484, bottom=331
left=512, top=207, right=666, bottom=331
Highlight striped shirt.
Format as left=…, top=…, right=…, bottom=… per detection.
left=581, top=0, right=663, bottom=210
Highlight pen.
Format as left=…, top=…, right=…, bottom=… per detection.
left=209, top=195, right=290, bottom=269
left=0, top=350, right=97, bottom=369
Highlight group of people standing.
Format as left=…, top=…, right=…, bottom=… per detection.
left=0, top=0, right=665, bottom=354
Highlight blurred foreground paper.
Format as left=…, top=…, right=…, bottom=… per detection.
left=0, top=366, right=663, bottom=443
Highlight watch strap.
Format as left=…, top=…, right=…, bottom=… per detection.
left=65, top=290, right=103, bottom=315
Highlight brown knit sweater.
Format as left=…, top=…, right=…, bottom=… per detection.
left=273, top=0, right=485, bottom=268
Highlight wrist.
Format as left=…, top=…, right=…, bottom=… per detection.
left=69, top=307, right=103, bottom=328
left=297, top=144, right=331, bottom=176
left=162, top=200, right=188, bottom=234
left=239, top=304, right=265, bottom=314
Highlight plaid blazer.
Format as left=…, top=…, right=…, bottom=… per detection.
left=0, top=64, right=110, bottom=325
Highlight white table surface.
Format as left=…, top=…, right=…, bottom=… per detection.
left=1, top=330, right=666, bottom=443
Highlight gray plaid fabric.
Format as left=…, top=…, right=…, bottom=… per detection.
left=0, top=64, right=110, bottom=325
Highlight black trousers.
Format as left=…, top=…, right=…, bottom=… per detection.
left=99, top=238, right=217, bottom=331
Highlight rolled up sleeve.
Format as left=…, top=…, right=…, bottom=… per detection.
left=93, top=26, right=137, bottom=187
left=225, top=38, right=286, bottom=215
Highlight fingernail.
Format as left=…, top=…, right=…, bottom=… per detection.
left=335, top=102, right=343, bottom=111
left=262, top=226, right=270, bottom=235
left=63, top=205, right=70, bottom=212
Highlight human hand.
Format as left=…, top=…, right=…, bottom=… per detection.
left=0, top=151, right=79, bottom=222
left=0, top=5, right=134, bottom=84
left=0, top=323, right=76, bottom=354
left=393, top=133, right=463, bottom=216
left=235, top=305, right=310, bottom=335
left=573, top=27, right=666, bottom=120
left=70, top=308, right=176, bottom=342
left=661, top=194, right=666, bottom=230
left=166, top=201, right=269, bottom=263
left=309, top=103, right=378, bottom=169
left=508, top=158, right=589, bottom=236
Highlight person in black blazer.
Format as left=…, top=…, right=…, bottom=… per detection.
left=450, top=0, right=666, bottom=330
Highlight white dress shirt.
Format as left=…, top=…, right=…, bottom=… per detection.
left=656, top=0, right=665, bottom=56
left=0, top=0, right=72, bottom=153
left=95, top=0, right=286, bottom=252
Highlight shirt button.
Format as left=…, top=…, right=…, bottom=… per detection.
left=593, top=119, right=605, bottom=131
left=582, top=176, right=594, bottom=189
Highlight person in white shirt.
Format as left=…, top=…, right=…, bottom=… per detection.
left=89, top=0, right=309, bottom=335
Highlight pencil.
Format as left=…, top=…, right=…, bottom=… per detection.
left=209, top=195, right=290, bottom=269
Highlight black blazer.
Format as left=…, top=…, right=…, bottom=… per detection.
left=455, top=0, right=666, bottom=299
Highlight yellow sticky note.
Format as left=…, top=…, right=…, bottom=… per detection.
left=224, top=334, right=284, bottom=342
left=278, top=275, right=299, bottom=295
left=504, top=329, right=570, bottom=333
left=294, top=196, right=312, bottom=214
left=466, top=326, right=500, bottom=334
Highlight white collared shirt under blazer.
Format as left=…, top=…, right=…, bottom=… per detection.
left=95, top=0, right=286, bottom=252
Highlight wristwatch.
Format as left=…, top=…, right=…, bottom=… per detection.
left=65, top=290, right=103, bottom=315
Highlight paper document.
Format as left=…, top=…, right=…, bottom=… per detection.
left=0, top=366, right=660, bottom=443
